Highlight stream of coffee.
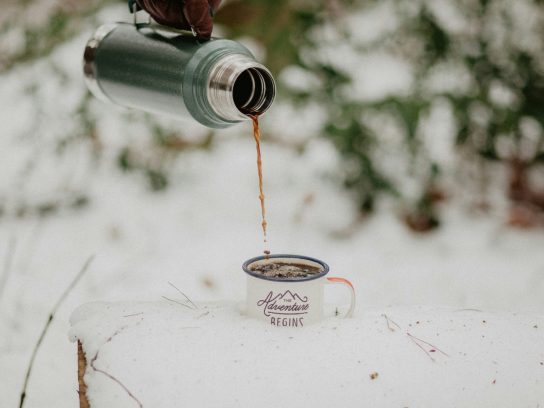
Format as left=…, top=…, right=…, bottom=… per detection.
left=249, top=115, right=270, bottom=257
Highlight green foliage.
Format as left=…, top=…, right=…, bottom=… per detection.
left=215, top=0, right=328, bottom=73
left=5, top=0, right=544, bottom=228
left=116, top=125, right=214, bottom=192
left=218, top=0, right=544, bottom=228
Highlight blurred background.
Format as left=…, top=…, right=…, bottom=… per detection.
left=1, top=0, right=544, bottom=406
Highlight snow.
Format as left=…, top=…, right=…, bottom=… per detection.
left=5, top=137, right=544, bottom=407
left=0, top=3, right=544, bottom=408
left=69, top=301, right=544, bottom=408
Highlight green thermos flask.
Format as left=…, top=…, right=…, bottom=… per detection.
left=83, top=23, right=276, bottom=128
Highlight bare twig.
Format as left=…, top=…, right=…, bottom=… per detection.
left=167, top=281, right=197, bottom=309
left=161, top=296, right=193, bottom=309
left=381, top=314, right=448, bottom=362
left=123, top=313, right=144, bottom=318
left=19, top=254, right=95, bottom=408
left=406, top=332, right=449, bottom=357
left=407, top=332, right=436, bottom=362
left=406, top=332, right=449, bottom=363
left=89, top=324, right=143, bottom=408
left=382, top=313, right=401, bottom=332
left=0, top=236, right=16, bottom=302
left=90, top=365, right=143, bottom=407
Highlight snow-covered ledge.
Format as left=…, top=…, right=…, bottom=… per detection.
left=69, top=302, right=544, bottom=407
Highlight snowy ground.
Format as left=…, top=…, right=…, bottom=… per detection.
left=1, top=3, right=544, bottom=408
left=69, top=302, right=544, bottom=408
left=2, top=130, right=544, bottom=407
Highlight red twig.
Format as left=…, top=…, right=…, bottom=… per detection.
left=407, top=333, right=436, bottom=362
left=406, top=332, right=449, bottom=357
left=89, top=324, right=143, bottom=408
left=381, top=313, right=449, bottom=363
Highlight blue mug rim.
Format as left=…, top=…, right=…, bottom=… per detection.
left=242, top=254, right=329, bottom=282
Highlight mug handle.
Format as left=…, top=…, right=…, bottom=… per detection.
left=325, top=277, right=355, bottom=318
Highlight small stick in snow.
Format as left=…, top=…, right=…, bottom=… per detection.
left=0, top=236, right=16, bottom=303
left=406, top=332, right=449, bottom=363
left=162, top=296, right=194, bottom=309
left=89, top=324, right=143, bottom=408
left=406, top=332, right=449, bottom=357
left=382, top=314, right=401, bottom=332
left=123, top=313, right=144, bottom=318
left=19, top=254, right=94, bottom=408
left=167, top=281, right=198, bottom=309
left=407, top=333, right=436, bottom=362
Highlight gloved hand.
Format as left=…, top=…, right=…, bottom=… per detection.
left=132, top=0, right=222, bottom=40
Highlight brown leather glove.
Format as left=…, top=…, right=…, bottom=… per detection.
left=135, top=0, right=222, bottom=40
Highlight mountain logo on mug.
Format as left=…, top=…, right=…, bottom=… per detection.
left=256, top=290, right=310, bottom=327
left=256, top=290, right=309, bottom=317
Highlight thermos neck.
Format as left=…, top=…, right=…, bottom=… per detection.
left=207, top=54, right=275, bottom=121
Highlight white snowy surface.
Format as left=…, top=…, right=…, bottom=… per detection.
left=2, top=162, right=544, bottom=408
left=70, top=301, right=544, bottom=408
left=1, top=3, right=544, bottom=408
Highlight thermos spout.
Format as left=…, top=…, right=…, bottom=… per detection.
left=207, top=54, right=275, bottom=121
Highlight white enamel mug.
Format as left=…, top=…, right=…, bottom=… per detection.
left=243, top=254, right=355, bottom=327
